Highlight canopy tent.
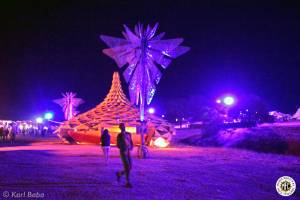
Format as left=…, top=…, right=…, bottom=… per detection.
left=57, top=72, right=175, bottom=146
left=293, top=107, right=300, bottom=120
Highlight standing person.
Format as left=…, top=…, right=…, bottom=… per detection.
left=0, top=125, right=3, bottom=142
left=21, top=125, right=26, bottom=136
left=4, top=124, right=9, bottom=141
left=101, top=129, right=111, bottom=164
left=8, top=124, right=15, bottom=144
left=116, top=123, right=133, bottom=188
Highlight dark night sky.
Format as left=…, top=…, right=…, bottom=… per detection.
left=1, top=0, right=300, bottom=120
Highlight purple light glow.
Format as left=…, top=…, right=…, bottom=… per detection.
left=148, top=108, right=155, bottom=114
left=223, top=96, right=235, bottom=106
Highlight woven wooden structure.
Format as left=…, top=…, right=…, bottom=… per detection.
left=57, top=72, right=175, bottom=146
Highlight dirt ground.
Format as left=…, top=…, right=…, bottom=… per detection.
left=0, top=135, right=299, bottom=200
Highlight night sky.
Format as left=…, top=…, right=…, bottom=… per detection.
left=1, top=1, right=300, bottom=120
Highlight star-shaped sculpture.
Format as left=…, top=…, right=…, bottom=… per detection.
left=54, top=92, right=84, bottom=120
left=100, top=23, right=189, bottom=120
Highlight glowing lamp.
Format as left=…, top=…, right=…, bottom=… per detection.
left=36, top=117, right=43, bottom=123
left=216, top=99, right=221, bottom=104
left=148, top=108, right=155, bottom=114
left=44, top=112, right=54, bottom=120
left=153, top=137, right=169, bottom=148
left=223, top=96, right=235, bottom=106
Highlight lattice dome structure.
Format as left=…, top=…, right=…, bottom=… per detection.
left=57, top=72, right=175, bottom=146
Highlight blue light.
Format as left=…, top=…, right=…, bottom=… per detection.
left=44, top=112, right=54, bottom=120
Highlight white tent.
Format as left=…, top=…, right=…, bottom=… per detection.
left=293, top=108, right=300, bottom=120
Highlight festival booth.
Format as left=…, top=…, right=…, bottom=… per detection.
left=57, top=72, right=175, bottom=147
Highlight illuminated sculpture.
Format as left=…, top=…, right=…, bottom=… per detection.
left=56, top=72, right=175, bottom=146
left=54, top=92, right=84, bottom=120
left=100, top=23, right=189, bottom=157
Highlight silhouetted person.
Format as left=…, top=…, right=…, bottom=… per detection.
left=4, top=126, right=9, bottom=141
left=116, top=123, right=133, bottom=188
left=101, top=129, right=111, bottom=164
left=0, top=126, right=3, bottom=142
left=22, top=126, right=26, bottom=136
left=8, top=125, right=15, bottom=144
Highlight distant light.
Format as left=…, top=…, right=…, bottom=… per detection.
left=44, top=112, right=54, bottom=120
left=153, top=137, right=169, bottom=148
left=223, top=96, right=235, bottom=106
left=182, top=117, right=185, bottom=120
left=175, top=118, right=178, bottom=122
left=216, top=99, right=222, bottom=104
left=246, top=109, right=249, bottom=112
left=36, top=117, right=43, bottom=123
left=148, top=108, right=155, bottom=114
left=161, top=115, right=165, bottom=118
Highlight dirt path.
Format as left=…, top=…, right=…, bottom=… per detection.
left=0, top=139, right=299, bottom=199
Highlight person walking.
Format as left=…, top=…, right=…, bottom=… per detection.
left=101, top=129, right=111, bottom=164
left=116, top=123, right=133, bottom=188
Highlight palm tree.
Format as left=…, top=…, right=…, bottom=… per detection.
left=54, top=92, right=84, bottom=120
left=100, top=23, right=189, bottom=158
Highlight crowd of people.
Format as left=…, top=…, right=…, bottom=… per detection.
left=0, top=121, right=55, bottom=144
left=0, top=122, right=16, bottom=144
left=17, top=124, right=51, bottom=137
